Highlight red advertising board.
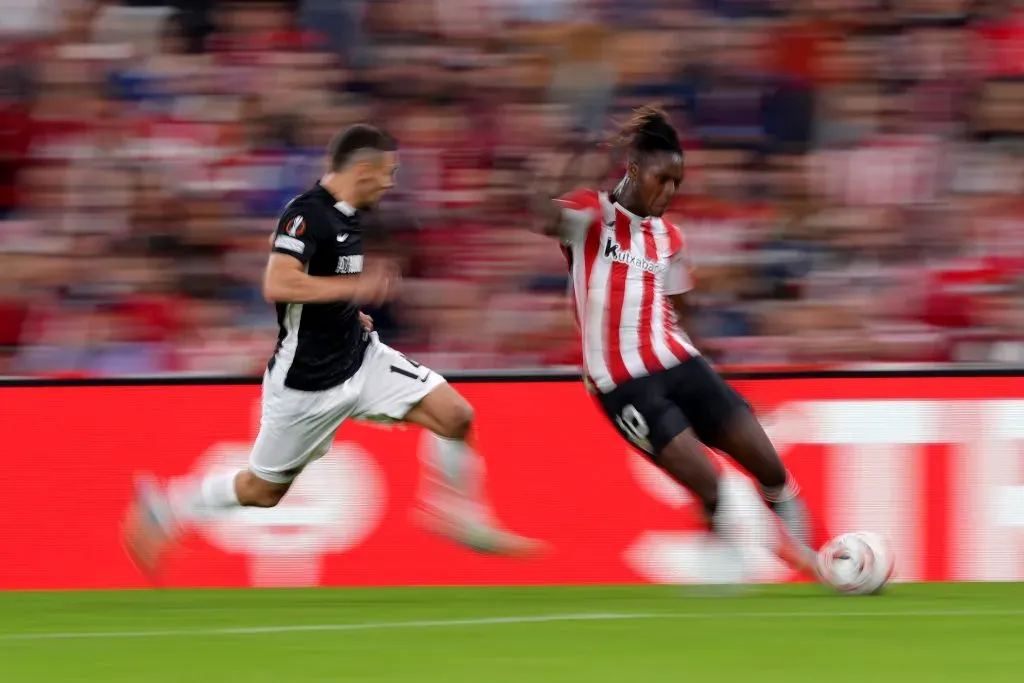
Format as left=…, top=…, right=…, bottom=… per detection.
left=1, top=376, right=1023, bottom=590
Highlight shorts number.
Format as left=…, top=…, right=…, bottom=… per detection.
left=390, top=354, right=429, bottom=383
left=616, top=404, right=654, bottom=454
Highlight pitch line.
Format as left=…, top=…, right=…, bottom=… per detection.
left=1, top=609, right=1022, bottom=642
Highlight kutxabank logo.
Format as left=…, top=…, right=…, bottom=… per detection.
left=602, top=238, right=664, bottom=274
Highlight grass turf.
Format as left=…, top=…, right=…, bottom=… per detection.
left=1, top=584, right=1022, bottom=682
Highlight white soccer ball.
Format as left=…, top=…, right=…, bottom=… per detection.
left=818, top=532, right=895, bottom=595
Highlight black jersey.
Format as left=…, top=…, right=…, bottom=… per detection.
left=267, top=183, right=370, bottom=391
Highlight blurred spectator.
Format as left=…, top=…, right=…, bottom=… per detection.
left=0, top=0, right=1022, bottom=379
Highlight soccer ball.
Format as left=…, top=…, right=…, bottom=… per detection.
left=818, top=532, right=895, bottom=595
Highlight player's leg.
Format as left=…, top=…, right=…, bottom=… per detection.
left=166, top=420, right=335, bottom=519
left=701, top=407, right=820, bottom=578
left=353, top=338, right=541, bottom=556
left=705, top=408, right=808, bottom=541
left=123, top=381, right=348, bottom=576
left=600, top=375, right=721, bottom=525
left=603, top=379, right=766, bottom=587
left=673, top=358, right=810, bottom=539
left=669, top=358, right=819, bottom=577
left=402, top=382, right=480, bottom=512
left=653, top=429, right=723, bottom=525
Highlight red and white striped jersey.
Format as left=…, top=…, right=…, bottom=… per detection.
left=555, top=189, right=699, bottom=393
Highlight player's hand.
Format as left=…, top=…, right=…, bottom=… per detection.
left=352, top=261, right=400, bottom=305
left=359, top=311, right=374, bottom=332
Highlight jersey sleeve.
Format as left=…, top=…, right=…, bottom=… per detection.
left=664, top=221, right=694, bottom=296
left=271, top=203, right=321, bottom=263
left=552, top=188, right=600, bottom=245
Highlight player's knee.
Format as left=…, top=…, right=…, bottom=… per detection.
left=436, top=399, right=475, bottom=440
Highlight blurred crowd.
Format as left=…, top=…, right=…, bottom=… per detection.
left=0, top=0, right=1022, bottom=378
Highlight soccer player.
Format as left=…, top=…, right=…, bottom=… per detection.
left=124, top=124, right=540, bottom=575
left=535, top=106, right=819, bottom=579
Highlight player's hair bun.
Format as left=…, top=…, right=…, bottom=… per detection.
left=608, top=104, right=681, bottom=155
left=632, top=105, right=671, bottom=132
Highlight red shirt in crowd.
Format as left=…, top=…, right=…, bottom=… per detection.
left=975, top=9, right=1024, bottom=77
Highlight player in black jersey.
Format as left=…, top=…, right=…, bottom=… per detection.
left=124, top=125, right=541, bottom=575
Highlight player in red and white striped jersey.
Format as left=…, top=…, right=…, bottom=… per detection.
left=557, top=186, right=697, bottom=391
left=537, top=107, right=821, bottom=581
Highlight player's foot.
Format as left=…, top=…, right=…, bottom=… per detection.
left=415, top=503, right=547, bottom=558
left=774, top=524, right=822, bottom=583
left=122, top=475, right=176, bottom=580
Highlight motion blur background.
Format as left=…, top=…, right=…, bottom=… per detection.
left=0, top=0, right=1022, bottom=378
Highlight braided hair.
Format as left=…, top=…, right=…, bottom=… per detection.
left=531, top=105, right=683, bottom=216
left=608, top=105, right=683, bottom=162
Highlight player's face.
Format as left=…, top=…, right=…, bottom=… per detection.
left=635, top=152, right=684, bottom=217
left=355, top=151, right=399, bottom=209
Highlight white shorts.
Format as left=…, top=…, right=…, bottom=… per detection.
left=250, top=332, right=446, bottom=483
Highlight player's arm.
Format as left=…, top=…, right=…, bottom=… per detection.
left=542, top=197, right=595, bottom=244
left=263, top=255, right=395, bottom=305
left=264, top=231, right=387, bottom=313
left=665, top=248, right=708, bottom=352
left=263, top=209, right=395, bottom=305
left=531, top=186, right=598, bottom=245
left=669, top=292, right=694, bottom=332
left=528, top=147, right=605, bottom=243
left=669, top=291, right=714, bottom=358
left=532, top=196, right=567, bottom=238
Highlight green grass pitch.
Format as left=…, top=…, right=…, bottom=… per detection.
left=2, top=584, right=1023, bottom=682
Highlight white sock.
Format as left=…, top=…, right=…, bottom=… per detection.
left=425, top=435, right=491, bottom=524
left=434, top=436, right=483, bottom=495
left=168, top=470, right=241, bottom=525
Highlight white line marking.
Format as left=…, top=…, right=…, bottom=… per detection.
left=0, top=614, right=646, bottom=642
left=1, top=609, right=1022, bottom=643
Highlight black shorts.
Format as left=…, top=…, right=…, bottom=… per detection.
left=597, top=356, right=750, bottom=458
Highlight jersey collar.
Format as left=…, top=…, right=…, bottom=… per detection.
left=334, top=201, right=357, bottom=216
left=314, top=183, right=358, bottom=218
left=607, top=192, right=659, bottom=231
